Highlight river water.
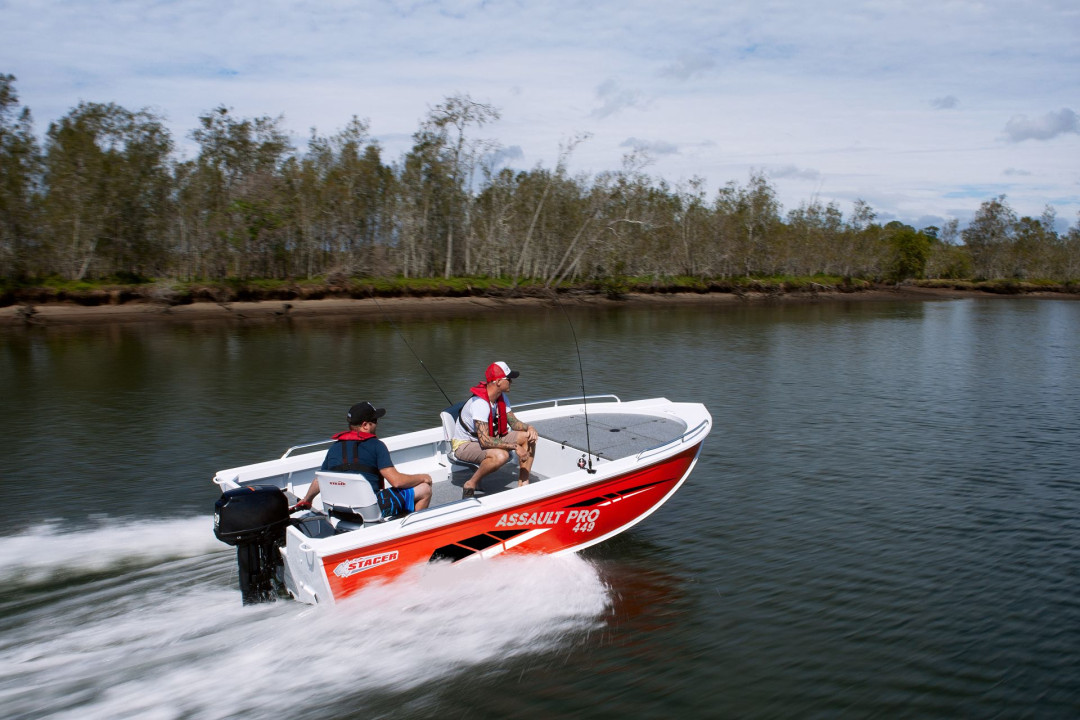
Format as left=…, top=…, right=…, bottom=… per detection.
left=1, top=297, right=1078, bottom=719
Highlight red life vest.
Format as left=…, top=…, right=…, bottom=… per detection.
left=469, top=383, right=509, bottom=436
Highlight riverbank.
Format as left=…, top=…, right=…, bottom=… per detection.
left=2, top=284, right=1077, bottom=327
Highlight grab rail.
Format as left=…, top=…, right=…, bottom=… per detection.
left=399, top=497, right=482, bottom=527
left=212, top=474, right=236, bottom=488
left=635, top=419, right=710, bottom=461
left=513, top=394, right=621, bottom=412
left=281, top=439, right=334, bottom=459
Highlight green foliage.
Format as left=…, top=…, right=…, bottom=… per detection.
left=0, top=74, right=43, bottom=280
left=2, top=87, right=1078, bottom=291
left=885, top=226, right=932, bottom=282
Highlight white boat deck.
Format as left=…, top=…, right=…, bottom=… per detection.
left=431, top=411, right=689, bottom=506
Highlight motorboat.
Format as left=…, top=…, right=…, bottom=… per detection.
left=213, top=395, right=711, bottom=604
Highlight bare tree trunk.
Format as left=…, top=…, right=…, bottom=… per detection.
left=514, top=178, right=552, bottom=284
left=444, top=223, right=453, bottom=278
left=76, top=237, right=97, bottom=281
left=545, top=214, right=593, bottom=287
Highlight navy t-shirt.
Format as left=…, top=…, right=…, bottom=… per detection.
left=320, top=438, right=393, bottom=494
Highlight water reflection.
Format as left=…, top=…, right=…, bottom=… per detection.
left=2, top=298, right=1080, bottom=717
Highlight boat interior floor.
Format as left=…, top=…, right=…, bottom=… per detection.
left=429, top=411, right=688, bottom=507
left=431, top=463, right=537, bottom=506
left=532, top=412, right=688, bottom=459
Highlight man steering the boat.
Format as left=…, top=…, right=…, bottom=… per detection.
left=292, top=401, right=433, bottom=513
left=453, top=361, right=539, bottom=499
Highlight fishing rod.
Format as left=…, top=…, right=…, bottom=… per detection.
left=369, top=296, right=453, bottom=406
left=549, top=290, right=597, bottom=474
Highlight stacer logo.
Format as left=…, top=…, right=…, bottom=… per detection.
left=333, top=550, right=399, bottom=578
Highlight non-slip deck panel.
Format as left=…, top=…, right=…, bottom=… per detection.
left=530, top=412, right=688, bottom=459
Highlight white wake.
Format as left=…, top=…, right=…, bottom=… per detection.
left=0, top=518, right=611, bottom=719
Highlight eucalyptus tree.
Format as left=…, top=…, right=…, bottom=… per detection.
left=185, top=107, right=292, bottom=278
left=287, top=117, right=394, bottom=277
left=1009, top=205, right=1059, bottom=279
left=832, top=199, right=881, bottom=278
left=0, top=74, right=41, bottom=280
left=963, top=195, right=1017, bottom=280
left=409, top=94, right=500, bottom=278
left=1063, top=213, right=1080, bottom=281
left=925, top=218, right=971, bottom=279
left=508, top=133, right=590, bottom=284
left=472, top=166, right=521, bottom=277
left=672, top=176, right=711, bottom=277
left=538, top=170, right=600, bottom=285
left=395, top=132, right=448, bottom=278
left=883, top=222, right=932, bottom=282
left=784, top=199, right=844, bottom=276
left=714, top=171, right=782, bottom=277
left=42, top=101, right=173, bottom=280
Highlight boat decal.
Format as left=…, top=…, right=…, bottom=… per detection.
left=448, top=528, right=552, bottom=564
left=480, top=528, right=549, bottom=558
left=494, top=509, right=570, bottom=528
left=563, top=479, right=668, bottom=508
left=333, top=550, right=400, bottom=578
left=428, top=529, right=529, bottom=563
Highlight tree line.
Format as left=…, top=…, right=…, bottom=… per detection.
left=2, top=74, right=1078, bottom=289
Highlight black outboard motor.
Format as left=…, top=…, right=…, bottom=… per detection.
left=214, top=486, right=290, bottom=605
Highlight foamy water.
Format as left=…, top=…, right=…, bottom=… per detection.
left=0, top=518, right=611, bottom=719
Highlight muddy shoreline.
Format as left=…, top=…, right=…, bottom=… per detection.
left=3, top=285, right=1076, bottom=328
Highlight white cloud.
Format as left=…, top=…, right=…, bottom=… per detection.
left=590, top=79, right=646, bottom=119
left=931, top=95, right=959, bottom=110
left=659, top=54, right=716, bottom=81
left=620, top=137, right=680, bottom=155
left=2, top=0, right=1078, bottom=226
left=1004, top=108, right=1080, bottom=142
left=770, top=165, right=821, bottom=182
left=484, top=144, right=525, bottom=168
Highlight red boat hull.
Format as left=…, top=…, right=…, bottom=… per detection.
left=321, top=443, right=702, bottom=600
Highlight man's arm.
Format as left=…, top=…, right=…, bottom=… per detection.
left=382, top=465, right=432, bottom=490
left=506, top=412, right=539, bottom=442
left=475, top=420, right=517, bottom=450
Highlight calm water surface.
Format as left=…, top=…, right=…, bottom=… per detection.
left=1, top=298, right=1078, bottom=718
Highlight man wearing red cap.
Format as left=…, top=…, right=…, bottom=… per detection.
left=452, top=361, right=539, bottom=498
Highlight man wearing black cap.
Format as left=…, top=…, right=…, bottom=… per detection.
left=451, top=361, right=538, bottom=498
left=293, top=401, right=432, bottom=512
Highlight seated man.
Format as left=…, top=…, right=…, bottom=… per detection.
left=452, top=361, right=538, bottom=498
left=294, top=401, right=432, bottom=513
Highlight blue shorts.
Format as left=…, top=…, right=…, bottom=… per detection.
left=395, top=487, right=414, bottom=515
left=389, top=487, right=415, bottom=513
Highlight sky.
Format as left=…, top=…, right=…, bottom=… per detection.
left=2, top=0, right=1079, bottom=231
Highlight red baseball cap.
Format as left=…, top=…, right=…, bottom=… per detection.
left=485, top=361, right=520, bottom=382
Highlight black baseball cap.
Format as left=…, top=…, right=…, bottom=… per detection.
left=347, top=401, right=386, bottom=425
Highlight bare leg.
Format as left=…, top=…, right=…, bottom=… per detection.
left=413, top=481, right=432, bottom=510
left=463, top=449, right=510, bottom=493
left=515, top=436, right=536, bottom=485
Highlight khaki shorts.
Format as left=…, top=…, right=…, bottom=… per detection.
left=452, top=430, right=526, bottom=464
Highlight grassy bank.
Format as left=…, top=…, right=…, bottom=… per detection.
left=2, top=275, right=1078, bottom=309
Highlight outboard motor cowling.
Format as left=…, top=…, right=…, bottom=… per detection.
left=214, top=485, right=289, bottom=545
left=214, top=486, right=290, bottom=604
